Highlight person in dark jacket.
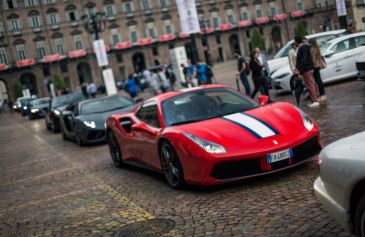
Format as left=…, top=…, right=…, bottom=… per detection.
left=295, top=36, right=319, bottom=108
left=249, top=50, right=270, bottom=100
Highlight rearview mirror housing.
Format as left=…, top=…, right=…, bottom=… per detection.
left=258, top=95, right=269, bottom=106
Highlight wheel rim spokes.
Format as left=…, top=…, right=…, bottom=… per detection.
left=108, top=134, right=120, bottom=161
left=162, top=146, right=179, bottom=185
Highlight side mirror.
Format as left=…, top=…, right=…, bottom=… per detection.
left=324, top=50, right=334, bottom=58
left=258, top=95, right=269, bottom=106
left=132, top=122, right=157, bottom=135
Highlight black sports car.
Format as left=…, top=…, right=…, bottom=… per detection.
left=59, top=95, right=136, bottom=146
left=44, top=92, right=85, bottom=133
left=27, top=97, right=50, bottom=119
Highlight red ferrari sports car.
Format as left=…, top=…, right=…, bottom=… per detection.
left=106, top=85, right=321, bottom=188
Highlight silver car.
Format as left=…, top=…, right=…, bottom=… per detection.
left=314, top=131, right=365, bottom=237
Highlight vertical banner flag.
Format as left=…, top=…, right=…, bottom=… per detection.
left=93, top=39, right=109, bottom=67
left=335, top=0, right=347, bottom=16
left=176, top=0, right=200, bottom=34
left=102, top=69, right=117, bottom=96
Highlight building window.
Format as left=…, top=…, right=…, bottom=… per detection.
left=216, top=35, right=221, bottom=44
left=54, top=38, right=65, bottom=54
left=211, top=12, right=220, bottom=28
left=105, top=4, right=116, bottom=18
left=255, top=5, right=262, bottom=18
left=129, top=26, right=138, bottom=43
left=241, top=7, right=249, bottom=20
left=159, top=0, right=168, bottom=8
left=60, top=61, right=68, bottom=73
left=8, top=19, right=21, bottom=33
left=42, top=64, right=50, bottom=76
left=43, top=0, right=55, bottom=4
left=163, top=20, right=173, bottom=34
left=85, top=7, right=96, bottom=17
left=3, top=0, right=17, bottom=9
left=16, top=44, right=27, bottom=60
left=116, top=52, right=123, bottom=63
left=73, top=35, right=83, bottom=50
left=0, top=47, right=9, bottom=64
left=67, top=10, right=78, bottom=22
left=146, top=22, right=157, bottom=39
left=296, top=0, right=304, bottom=11
left=270, top=2, right=277, bottom=16
left=226, top=9, right=235, bottom=24
left=28, top=16, right=41, bottom=30
left=0, top=22, right=5, bottom=37
left=110, top=28, right=121, bottom=45
left=48, top=13, right=60, bottom=26
left=140, top=0, right=151, bottom=11
left=36, top=41, right=47, bottom=59
left=25, top=0, right=38, bottom=6
left=152, top=46, right=159, bottom=56
left=124, top=2, right=134, bottom=14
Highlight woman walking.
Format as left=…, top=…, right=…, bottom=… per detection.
left=309, top=38, right=327, bottom=102
left=249, top=50, right=270, bottom=100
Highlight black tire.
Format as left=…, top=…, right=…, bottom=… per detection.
left=75, top=134, right=83, bottom=146
left=52, top=118, right=60, bottom=133
left=107, top=130, right=123, bottom=168
left=160, top=141, right=184, bottom=189
left=45, top=119, right=51, bottom=130
left=355, top=194, right=365, bottom=237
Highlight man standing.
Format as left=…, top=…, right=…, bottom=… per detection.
left=255, top=48, right=271, bottom=89
left=235, top=52, right=251, bottom=95
left=87, top=81, right=97, bottom=98
left=295, top=36, right=319, bottom=108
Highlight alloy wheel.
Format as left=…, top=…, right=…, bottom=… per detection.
left=160, top=142, right=184, bottom=188
left=107, top=131, right=123, bottom=167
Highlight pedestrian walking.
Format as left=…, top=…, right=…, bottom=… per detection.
left=157, top=68, right=171, bottom=93
left=165, top=64, right=176, bottom=91
left=235, top=52, right=251, bottom=95
left=143, top=68, right=158, bottom=96
left=196, top=60, right=209, bottom=86
left=249, top=50, right=271, bottom=100
left=295, top=36, right=319, bottom=108
left=288, top=42, right=304, bottom=105
left=181, top=63, right=195, bottom=88
left=255, top=48, right=271, bottom=88
left=81, top=82, right=89, bottom=99
left=309, top=38, right=327, bottom=102
left=206, top=64, right=217, bottom=84
left=124, top=73, right=138, bottom=98
left=87, top=81, right=97, bottom=98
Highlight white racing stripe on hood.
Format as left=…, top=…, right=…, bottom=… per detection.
left=223, top=113, right=277, bottom=139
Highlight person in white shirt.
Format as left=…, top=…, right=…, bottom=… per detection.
left=87, top=81, right=97, bottom=98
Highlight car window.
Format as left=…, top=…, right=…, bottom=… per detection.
left=315, top=35, right=337, bottom=46
left=136, top=103, right=160, bottom=128
left=273, top=42, right=292, bottom=59
left=331, top=39, right=351, bottom=54
left=355, top=36, right=365, bottom=47
left=79, top=96, right=134, bottom=115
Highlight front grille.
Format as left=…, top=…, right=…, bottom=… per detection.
left=210, top=136, right=321, bottom=180
left=210, top=159, right=261, bottom=180
left=87, top=130, right=105, bottom=140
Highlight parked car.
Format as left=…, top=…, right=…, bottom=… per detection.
left=106, top=85, right=322, bottom=188
left=20, top=98, right=35, bottom=116
left=268, top=29, right=347, bottom=76
left=13, top=97, right=27, bottom=112
left=60, top=95, right=136, bottom=146
left=44, top=92, right=85, bottom=133
left=27, top=97, right=50, bottom=119
left=356, top=55, right=365, bottom=81
left=271, top=32, right=365, bottom=92
left=314, top=131, right=365, bottom=237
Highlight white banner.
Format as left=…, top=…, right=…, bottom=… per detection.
left=102, top=69, right=117, bottom=96
left=335, top=0, right=347, bottom=16
left=93, top=39, right=109, bottom=67
left=176, top=0, right=200, bottom=34
left=170, top=46, right=188, bottom=88
left=22, top=89, right=31, bottom=98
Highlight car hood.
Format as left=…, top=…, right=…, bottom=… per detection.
left=32, top=104, right=48, bottom=110
left=174, top=102, right=317, bottom=156
left=77, top=104, right=137, bottom=129
left=271, top=65, right=292, bottom=79
left=268, top=57, right=289, bottom=75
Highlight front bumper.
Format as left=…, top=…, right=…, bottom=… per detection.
left=314, top=177, right=352, bottom=231
left=79, top=128, right=106, bottom=145
left=183, top=135, right=321, bottom=185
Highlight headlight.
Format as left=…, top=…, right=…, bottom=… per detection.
left=183, top=132, right=226, bottom=154
left=23, top=106, right=28, bottom=110
left=296, top=108, right=314, bottom=131
left=31, top=109, right=39, bottom=113
left=54, top=110, right=60, bottom=116
left=13, top=105, right=17, bottom=109
left=83, top=121, right=96, bottom=129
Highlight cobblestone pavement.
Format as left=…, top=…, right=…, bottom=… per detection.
left=0, top=61, right=364, bottom=237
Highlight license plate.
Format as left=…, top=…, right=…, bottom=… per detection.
left=267, top=148, right=293, bottom=164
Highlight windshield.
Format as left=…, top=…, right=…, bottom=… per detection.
left=52, top=94, right=73, bottom=108
left=162, top=88, right=259, bottom=126
left=320, top=42, right=332, bottom=55
left=80, top=96, right=134, bottom=115
left=31, top=98, right=49, bottom=106
left=273, top=42, right=292, bottom=59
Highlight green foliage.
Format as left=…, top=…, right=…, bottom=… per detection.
left=251, top=28, right=266, bottom=50
left=295, top=22, right=309, bottom=38
left=52, top=74, right=65, bottom=91
left=14, top=82, right=22, bottom=99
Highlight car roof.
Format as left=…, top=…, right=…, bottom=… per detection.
left=144, top=84, right=229, bottom=104
left=283, top=29, right=347, bottom=45
left=324, top=32, right=365, bottom=45
left=78, top=94, right=131, bottom=106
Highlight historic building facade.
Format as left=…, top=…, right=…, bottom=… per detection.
left=0, top=0, right=355, bottom=100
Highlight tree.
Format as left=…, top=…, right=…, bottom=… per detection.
left=295, top=22, right=309, bottom=38
left=251, top=28, right=266, bottom=50
left=52, top=74, right=65, bottom=91
left=14, top=82, right=22, bottom=99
